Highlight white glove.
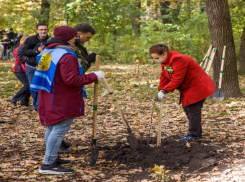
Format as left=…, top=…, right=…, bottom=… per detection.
left=93, top=71, right=105, bottom=79
left=158, top=90, right=165, bottom=100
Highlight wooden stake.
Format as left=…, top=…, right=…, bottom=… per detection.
left=157, top=101, right=163, bottom=146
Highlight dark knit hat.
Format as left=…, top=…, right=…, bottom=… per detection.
left=53, top=26, right=77, bottom=41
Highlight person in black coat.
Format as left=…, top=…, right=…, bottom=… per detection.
left=21, top=23, right=50, bottom=111
left=6, top=28, right=17, bottom=59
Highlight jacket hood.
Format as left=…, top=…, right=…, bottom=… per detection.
left=45, top=37, right=70, bottom=49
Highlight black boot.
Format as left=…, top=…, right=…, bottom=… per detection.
left=61, top=140, right=72, bottom=149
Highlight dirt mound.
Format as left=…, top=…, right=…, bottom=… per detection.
left=103, top=137, right=225, bottom=173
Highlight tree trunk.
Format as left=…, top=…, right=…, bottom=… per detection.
left=186, top=0, right=191, bottom=19
left=152, top=4, right=158, bottom=20
left=238, top=25, right=245, bottom=75
left=130, top=0, right=141, bottom=37
left=63, top=2, right=68, bottom=25
left=206, top=0, right=242, bottom=98
left=146, top=0, right=151, bottom=19
left=160, top=1, right=171, bottom=24
left=40, top=0, right=50, bottom=25
left=200, top=0, right=205, bottom=13
left=171, top=1, right=182, bottom=23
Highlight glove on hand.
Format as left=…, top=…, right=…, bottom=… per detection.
left=85, top=53, right=96, bottom=64
left=158, top=90, right=165, bottom=101
left=93, top=71, right=105, bottom=79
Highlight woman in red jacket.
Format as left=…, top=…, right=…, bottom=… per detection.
left=10, top=35, right=30, bottom=106
left=149, top=44, right=215, bottom=141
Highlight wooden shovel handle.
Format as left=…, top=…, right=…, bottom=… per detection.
left=200, top=45, right=212, bottom=68
left=102, top=78, right=131, bottom=130
left=92, top=55, right=100, bottom=139
left=157, top=101, right=163, bottom=146
left=206, top=48, right=216, bottom=74
left=203, top=45, right=213, bottom=70
left=218, top=46, right=226, bottom=89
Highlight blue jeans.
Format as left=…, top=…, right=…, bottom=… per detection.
left=0, top=45, right=4, bottom=59
left=25, top=65, right=38, bottom=109
left=44, top=118, right=74, bottom=165
left=6, top=48, right=14, bottom=59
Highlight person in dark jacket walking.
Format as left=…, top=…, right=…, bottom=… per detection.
left=22, top=23, right=50, bottom=111
left=34, top=26, right=104, bottom=174
left=0, top=30, right=7, bottom=61
left=10, top=35, right=30, bottom=106
left=6, top=28, right=17, bottom=60
left=1, top=35, right=10, bottom=61
left=149, top=44, right=215, bottom=141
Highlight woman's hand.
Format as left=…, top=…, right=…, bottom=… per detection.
left=158, top=90, right=165, bottom=100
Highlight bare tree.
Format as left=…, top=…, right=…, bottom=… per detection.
left=206, top=0, right=242, bottom=97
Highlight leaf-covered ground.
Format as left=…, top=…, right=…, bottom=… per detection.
left=1, top=61, right=245, bottom=181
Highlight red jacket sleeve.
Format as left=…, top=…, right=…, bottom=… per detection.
left=158, top=68, right=170, bottom=91
left=159, top=57, right=189, bottom=93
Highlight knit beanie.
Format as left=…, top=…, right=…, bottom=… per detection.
left=53, top=26, right=77, bottom=41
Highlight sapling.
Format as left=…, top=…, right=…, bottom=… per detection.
left=151, top=164, right=170, bottom=181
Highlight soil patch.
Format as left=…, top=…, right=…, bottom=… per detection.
left=101, top=136, right=227, bottom=179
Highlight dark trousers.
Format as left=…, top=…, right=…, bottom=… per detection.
left=183, top=98, right=206, bottom=137
left=11, top=72, right=30, bottom=105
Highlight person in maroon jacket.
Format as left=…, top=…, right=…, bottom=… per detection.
left=38, top=26, right=104, bottom=174
left=149, top=44, right=215, bottom=141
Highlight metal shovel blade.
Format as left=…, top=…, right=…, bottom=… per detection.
left=90, top=139, right=99, bottom=166
left=213, top=90, right=224, bottom=102
left=127, top=132, right=139, bottom=151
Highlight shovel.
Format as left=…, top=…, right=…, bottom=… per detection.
left=100, top=68, right=139, bottom=150
left=90, top=55, right=100, bottom=166
left=205, top=48, right=216, bottom=75
left=200, top=45, right=212, bottom=68
left=102, top=79, right=139, bottom=150
left=213, top=46, right=226, bottom=102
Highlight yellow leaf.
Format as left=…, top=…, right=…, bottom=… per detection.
left=152, top=167, right=161, bottom=172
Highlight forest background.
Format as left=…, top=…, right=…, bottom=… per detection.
left=1, top=1, right=245, bottom=181
left=0, top=0, right=243, bottom=66
left=2, top=0, right=245, bottom=99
